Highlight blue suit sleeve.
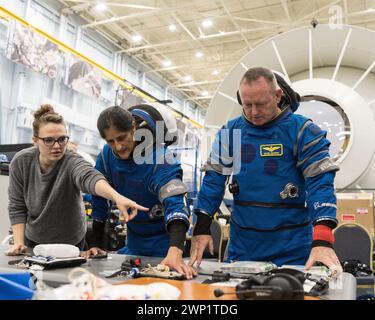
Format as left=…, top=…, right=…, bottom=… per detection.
left=297, top=122, right=339, bottom=226
left=148, top=149, right=190, bottom=228
left=91, top=150, right=110, bottom=223
left=195, top=126, right=233, bottom=217
left=83, top=194, right=92, bottom=202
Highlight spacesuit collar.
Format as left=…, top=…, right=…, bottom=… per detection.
left=242, top=106, right=292, bottom=128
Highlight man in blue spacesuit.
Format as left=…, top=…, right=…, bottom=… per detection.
left=83, top=104, right=196, bottom=278
left=189, top=67, right=342, bottom=272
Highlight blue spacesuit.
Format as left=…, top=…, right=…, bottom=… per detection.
left=195, top=107, right=339, bottom=266
left=91, top=144, right=190, bottom=257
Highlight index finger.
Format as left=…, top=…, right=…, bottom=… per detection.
left=196, top=244, right=206, bottom=267
left=188, top=242, right=197, bottom=266
left=188, top=251, right=197, bottom=267
left=188, top=256, right=196, bottom=267
left=188, top=264, right=197, bottom=277
left=134, top=204, right=149, bottom=211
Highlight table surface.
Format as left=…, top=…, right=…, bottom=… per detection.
left=0, top=245, right=357, bottom=300
left=122, top=277, right=324, bottom=300
left=124, top=277, right=237, bottom=300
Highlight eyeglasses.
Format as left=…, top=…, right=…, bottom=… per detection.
left=36, top=136, right=69, bottom=147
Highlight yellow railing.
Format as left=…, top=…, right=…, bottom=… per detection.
left=0, top=5, right=203, bottom=129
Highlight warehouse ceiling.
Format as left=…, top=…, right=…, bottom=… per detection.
left=57, top=0, right=375, bottom=109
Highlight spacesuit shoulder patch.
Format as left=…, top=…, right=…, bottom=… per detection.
left=260, top=144, right=284, bottom=157
left=159, top=179, right=188, bottom=202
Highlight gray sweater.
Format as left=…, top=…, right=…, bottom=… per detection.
left=8, top=147, right=105, bottom=245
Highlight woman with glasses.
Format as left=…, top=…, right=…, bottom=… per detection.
left=6, top=104, right=147, bottom=256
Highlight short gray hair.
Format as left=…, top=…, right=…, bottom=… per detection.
left=240, top=67, right=278, bottom=91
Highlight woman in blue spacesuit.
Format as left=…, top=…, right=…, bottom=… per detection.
left=189, top=67, right=342, bottom=274
left=83, top=104, right=196, bottom=279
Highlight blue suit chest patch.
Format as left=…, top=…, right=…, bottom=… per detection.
left=260, top=144, right=283, bottom=157
left=241, top=144, right=256, bottom=163
left=264, top=159, right=279, bottom=175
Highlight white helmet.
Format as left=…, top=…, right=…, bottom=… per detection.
left=128, top=102, right=178, bottom=146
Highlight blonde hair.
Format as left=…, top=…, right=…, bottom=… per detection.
left=32, top=104, right=65, bottom=136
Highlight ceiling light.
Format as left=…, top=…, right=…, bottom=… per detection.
left=201, top=19, right=213, bottom=28
left=162, top=60, right=172, bottom=67
left=201, top=91, right=209, bottom=96
left=95, top=3, right=107, bottom=11
left=169, top=24, right=177, bottom=32
left=183, top=75, right=192, bottom=82
left=317, top=111, right=322, bottom=114
left=195, top=52, right=203, bottom=59
left=211, top=69, right=220, bottom=76
left=131, top=35, right=143, bottom=43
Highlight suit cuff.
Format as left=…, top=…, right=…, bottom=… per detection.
left=168, top=220, right=187, bottom=251
left=313, top=218, right=337, bottom=229
left=193, top=211, right=212, bottom=236
left=312, top=240, right=333, bottom=249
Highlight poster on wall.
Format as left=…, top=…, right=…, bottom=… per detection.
left=116, top=86, right=144, bottom=109
left=5, top=20, right=60, bottom=79
left=65, top=54, right=102, bottom=98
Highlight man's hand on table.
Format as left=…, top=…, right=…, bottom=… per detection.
left=305, top=246, right=343, bottom=277
left=188, top=235, right=214, bottom=267
left=160, top=246, right=197, bottom=280
left=81, top=247, right=108, bottom=259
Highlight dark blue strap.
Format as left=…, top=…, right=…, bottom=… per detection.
left=131, top=109, right=156, bottom=130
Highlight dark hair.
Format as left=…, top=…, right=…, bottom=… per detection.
left=97, top=106, right=133, bottom=139
left=33, top=104, right=65, bottom=136
left=43, top=40, right=57, bottom=52
left=68, top=60, right=92, bottom=85
left=240, top=67, right=278, bottom=91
